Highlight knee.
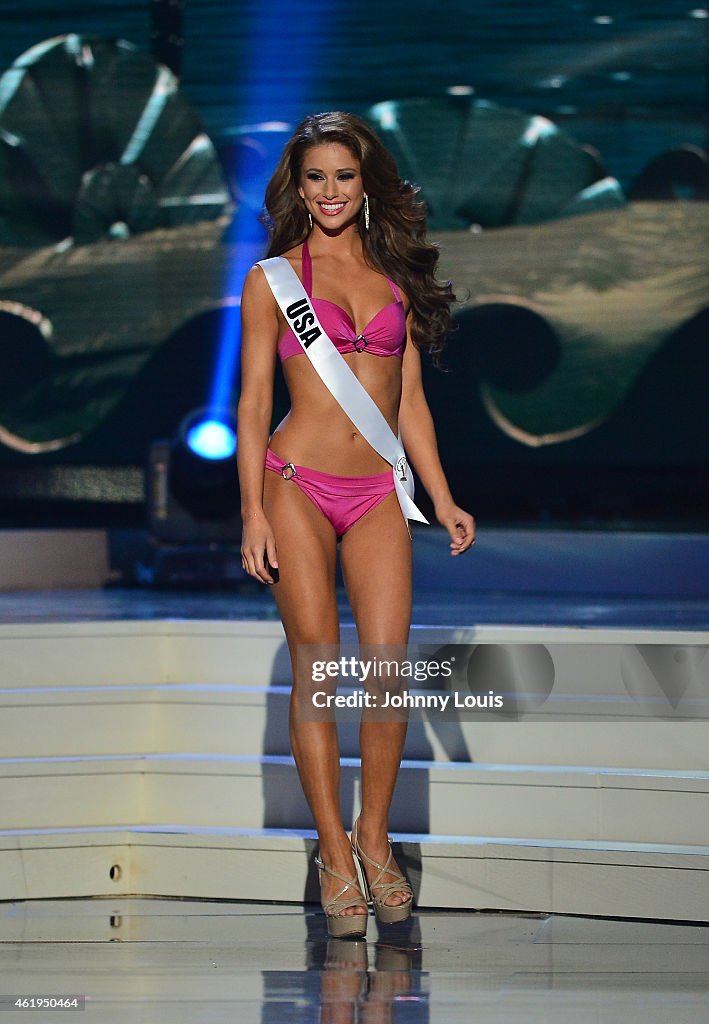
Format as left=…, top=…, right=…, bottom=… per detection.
left=285, top=626, right=339, bottom=657
left=287, top=625, right=338, bottom=646
left=285, top=628, right=339, bottom=683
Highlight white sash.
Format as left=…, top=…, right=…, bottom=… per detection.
left=258, top=255, right=428, bottom=526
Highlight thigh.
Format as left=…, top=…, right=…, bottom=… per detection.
left=263, top=469, right=340, bottom=652
left=339, top=491, right=412, bottom=646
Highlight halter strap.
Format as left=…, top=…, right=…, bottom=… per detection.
left=302, top=239, right=313, bottom=296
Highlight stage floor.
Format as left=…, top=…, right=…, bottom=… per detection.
left=1, top=898, right=708, bottom=1023
left=2, top=527, right=707, bottom=628
left=0, top=584, right=707, bottom=629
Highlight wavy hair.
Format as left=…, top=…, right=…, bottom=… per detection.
left=260, top=111, right=455, bottom=360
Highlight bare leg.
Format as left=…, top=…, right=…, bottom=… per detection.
left=340, top=491, right=413, bottom=908
left=263, top=470, right=365, bottom=918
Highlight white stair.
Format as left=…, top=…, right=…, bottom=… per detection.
left=0, top=825, right=706, bottom=922
left=1, top=753, right=708, bottom=845
left=1, top=618, right=708, bottom=921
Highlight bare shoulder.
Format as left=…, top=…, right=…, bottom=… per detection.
left=241, top=264, right=280, bottom=330
left=243, top=263, right=273, bottom=300
left=243, top=244, right=303, bottom=304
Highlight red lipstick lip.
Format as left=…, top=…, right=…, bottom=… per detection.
left=317, top=201, right=347, bottom=216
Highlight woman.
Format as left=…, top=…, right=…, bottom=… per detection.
left=237, top=111, right=475, bottom=938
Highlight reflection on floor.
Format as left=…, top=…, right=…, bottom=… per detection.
left=1, top=898, right=708, bottom=1023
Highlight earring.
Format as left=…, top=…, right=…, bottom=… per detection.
left=364, top=194, right=370, bottom=230
left=307, top=209, right=313, bottom=228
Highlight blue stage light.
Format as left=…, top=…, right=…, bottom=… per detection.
left=164, top=406, right=239, bottom=524
left=186, top=418, right=237, bottom=460
left=147, top=400, right=243, bottom=580
left=210, top=1, right=329, bottom=419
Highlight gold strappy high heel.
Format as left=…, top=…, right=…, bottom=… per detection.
left=350, top=819, right=413, bottom=925
left=314, top=855, right=369, bottom=939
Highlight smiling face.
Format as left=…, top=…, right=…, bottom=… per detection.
left=297, top=142, right=365, bottom=230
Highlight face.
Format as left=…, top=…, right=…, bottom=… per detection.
left=297, top=142, right=365, bottom=229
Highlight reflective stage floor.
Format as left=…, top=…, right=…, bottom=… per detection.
left=1, top=899, right=708, bottom=1023
left=1, top=527, right=707, bottom=629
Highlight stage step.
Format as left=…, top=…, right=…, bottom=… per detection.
left=0, top=825, right=706, bottom=923
left=1, top=616, right=707, bottom=920
left=2, top=678, right=708, bottom=771
left=3, top=619, right=707, bottom=689
left=1, top=753, right=708, bottom=847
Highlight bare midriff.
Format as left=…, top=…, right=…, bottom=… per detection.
left=270, top=351, right=402, bottom=476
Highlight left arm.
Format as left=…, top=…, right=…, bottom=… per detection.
left=398, top=327, right=476, bottom=555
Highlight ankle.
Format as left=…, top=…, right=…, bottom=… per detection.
left=319, top=833, right=356, bottom=867
left=355, top=815, right=389, bottom=847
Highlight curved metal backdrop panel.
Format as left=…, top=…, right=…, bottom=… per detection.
left=0, top=3, right=705, bottom=523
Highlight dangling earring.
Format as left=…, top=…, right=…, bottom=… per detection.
left=307, top=209, right=313, bottom=229
left=364, top=194, right=370, bottom=231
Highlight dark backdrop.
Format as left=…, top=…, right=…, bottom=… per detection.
left=0, top=1, right=706, bottom=526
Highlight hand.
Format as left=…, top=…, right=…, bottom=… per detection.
left=435, top=501, right=476, bottom=556
left=241, top=511, right=279, bottom=584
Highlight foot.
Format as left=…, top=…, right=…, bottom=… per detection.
left=317, top=838, right=368, bottom=921
left=351, top=818, right=413, bottom=914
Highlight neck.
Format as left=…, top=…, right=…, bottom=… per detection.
left=307, top=222, right=363, bottom=259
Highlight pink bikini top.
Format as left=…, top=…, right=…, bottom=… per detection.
left=278, top=240, right=407, bottom=362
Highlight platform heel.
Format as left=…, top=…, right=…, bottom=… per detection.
left=314, top=855, right=369, bottom=939
left=350, top=819, right=413, bottom=925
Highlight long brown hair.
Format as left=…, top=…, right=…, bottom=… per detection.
left=260, top=111, right=455, bottom=360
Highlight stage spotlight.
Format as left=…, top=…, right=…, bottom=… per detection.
left=185, top=418, right=237, bottom=460
left=167, top=407, right=239, bottom=523
left=144, top=407, right=246, bottom=587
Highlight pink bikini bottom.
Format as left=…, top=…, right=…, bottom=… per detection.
left=265, top=448, right=394, bottom=538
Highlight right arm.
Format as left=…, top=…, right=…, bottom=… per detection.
left=237, top=265, right=281, bottom=583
